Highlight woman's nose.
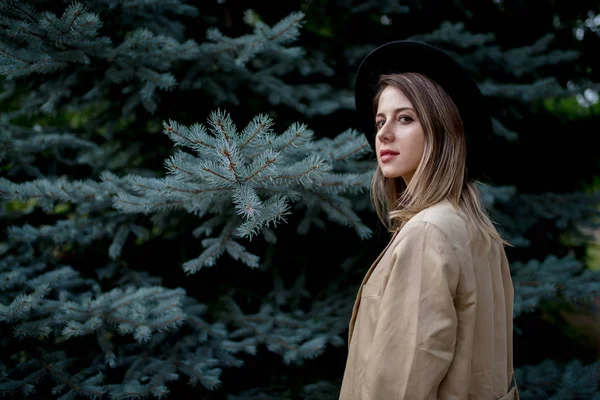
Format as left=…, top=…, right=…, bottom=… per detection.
left=377, top=125, right=393, bottom=142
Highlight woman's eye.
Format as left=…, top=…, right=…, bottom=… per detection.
left=375, top=115, right=412, bottom=130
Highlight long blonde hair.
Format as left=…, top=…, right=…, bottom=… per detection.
left=369, top=72, right=509, bottom=247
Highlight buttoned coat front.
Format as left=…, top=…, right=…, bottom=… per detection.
left=339, top=199, right=519, bottom=400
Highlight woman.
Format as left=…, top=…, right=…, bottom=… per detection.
left=339, top=41, right=518, bottom=399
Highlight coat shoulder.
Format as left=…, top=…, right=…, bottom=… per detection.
left=403, top=199, right=470, bottom=249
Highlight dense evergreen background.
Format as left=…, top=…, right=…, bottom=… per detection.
left=2, top=0, right=600, bottom=398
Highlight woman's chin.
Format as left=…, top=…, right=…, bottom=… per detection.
left=381, top=167, right=404, bottom=179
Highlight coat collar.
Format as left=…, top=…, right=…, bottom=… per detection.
left=347, top=198, right=455, bottom=345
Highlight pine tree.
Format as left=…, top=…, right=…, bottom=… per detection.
left=0, top=1, right=370, bottom=398
left=2, top=0, right=600, bottom=399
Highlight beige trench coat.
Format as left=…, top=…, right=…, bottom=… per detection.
left=339, top=199, right=519, bottom=400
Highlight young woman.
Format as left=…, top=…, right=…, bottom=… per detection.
left=339, top=41, right=519, bottom=399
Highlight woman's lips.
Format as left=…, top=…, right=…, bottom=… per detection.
left=380, top=152, right=398, bottom=162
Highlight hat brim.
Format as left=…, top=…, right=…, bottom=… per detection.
left=354, top=40, right=493, bottom=180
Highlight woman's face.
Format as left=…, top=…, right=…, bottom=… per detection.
left=375, top=85, right=425, bottom=183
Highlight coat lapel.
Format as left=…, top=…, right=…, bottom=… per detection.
left=348, top=229, right=400, bottom=345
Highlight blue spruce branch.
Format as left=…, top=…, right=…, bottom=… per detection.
left=512, top=253, right=600, bottom=318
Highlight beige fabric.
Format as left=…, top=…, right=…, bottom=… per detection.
left=339, top=199, right=518, bottom=399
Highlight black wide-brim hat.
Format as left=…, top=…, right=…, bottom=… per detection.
left=355, top=40, right=493, bottom=181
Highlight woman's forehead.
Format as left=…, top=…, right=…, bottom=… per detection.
left=377, top=86, right=413, bottom=111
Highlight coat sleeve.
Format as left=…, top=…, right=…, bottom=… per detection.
left=361, top=220, right=460, bottom=400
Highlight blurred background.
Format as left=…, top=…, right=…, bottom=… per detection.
left=2, top=0, right=600, bottom=398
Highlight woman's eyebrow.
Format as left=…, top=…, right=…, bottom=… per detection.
left=375, top=107, right=415, bottom=118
